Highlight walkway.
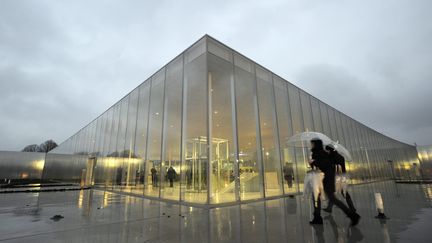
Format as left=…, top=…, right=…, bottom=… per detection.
left=0, top=181, right=431, bottom=242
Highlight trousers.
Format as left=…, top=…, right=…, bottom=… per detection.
left=326, top=191, right=356, bottom=212
left=313, top=175, right=354, bottom=218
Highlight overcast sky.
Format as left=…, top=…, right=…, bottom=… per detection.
left=1, top=0, right=431, bottom=151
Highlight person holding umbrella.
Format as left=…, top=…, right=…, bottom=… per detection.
left=309, top=138, right=360, bottom=226
left=323, top=144, right=357, bottom=213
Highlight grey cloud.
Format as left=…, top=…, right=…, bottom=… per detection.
left=295, top=63, right=432, bottom=145
left=0, top=0, right=431, bottom=150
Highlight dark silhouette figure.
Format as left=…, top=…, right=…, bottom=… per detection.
left=139, top=170, right=144, bottom=184
left=230, top=170, right=235, bottom=182
left=309, top=138, right=360, bottom=226
left=151, top=167, right=158, bottom=187
left=283, top=163, right=294, bottom=188
left=186, top=168, right=192, bottom=189
left=167, top=166, right=177, bottom=187
left=116, top=167, right=123, bottom=186
left=324, top=145, right=357, bottom=213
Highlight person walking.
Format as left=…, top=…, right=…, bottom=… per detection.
left=151, top=167, right=158, bottom=187
left=324, top=145, right=357, bottom=213
left=186, top=168, right=192, bottom=189
left=309, top=138, right=360, bottom=226
left=167, top=166, right=177, bottom=188
left=283, top=163, right=294, bottom=188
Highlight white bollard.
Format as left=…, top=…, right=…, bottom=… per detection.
left=374, top=193, right=388, bottom=219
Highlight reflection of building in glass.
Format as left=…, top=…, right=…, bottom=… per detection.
left=43, top=35, right=419, bottom=205
left=416, top=145, right=432, bottom=180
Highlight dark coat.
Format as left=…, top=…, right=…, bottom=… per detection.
left=311, top=149, right=334, bottom=175
left=151, top=168, right=157, bottom=175
left=167, top=167, right=176, bottom=180
left=310, top=141, right=336, bottom=192
left=329, top=150, right=346, bottom=173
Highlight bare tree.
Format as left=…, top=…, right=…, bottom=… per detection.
left=38, top=140, right=58, bottom=153
left=22, top=144, right=40, bottom=152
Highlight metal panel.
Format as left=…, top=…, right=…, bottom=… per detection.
left=0, top=151, right=46, bottom=180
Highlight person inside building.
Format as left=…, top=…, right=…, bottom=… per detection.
left=186, top=167, right=192, bottom=189
left=324, top=145, right=357, bottom=213
left=283, top=162, right=294, bottom=188
left=116, top=167, right=123, bottom=186
left=309, top=138, right=360, bottom=226
left=151, top=167, right=158, bottom=187
left=167, top=166, right=177, bottom=188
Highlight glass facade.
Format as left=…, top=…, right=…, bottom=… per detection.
left=44, top=35, right=419, bottom=205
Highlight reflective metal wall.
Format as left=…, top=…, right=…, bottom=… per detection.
left=417, top=145, right=432, bottom=179
left=44, top=35, right=419, bottom=204
left=0, top=151, right=46, bottom=180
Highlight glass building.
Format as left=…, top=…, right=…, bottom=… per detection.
left=43, top=35, right=419, bottom=205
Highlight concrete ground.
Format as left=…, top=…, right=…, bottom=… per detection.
left=0, top=181, right=431, bottom=243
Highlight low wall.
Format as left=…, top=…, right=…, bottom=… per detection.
left=0, top=151, right=46, bottom=181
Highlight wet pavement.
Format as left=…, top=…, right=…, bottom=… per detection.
left=0, top=181, right=431, bottom=242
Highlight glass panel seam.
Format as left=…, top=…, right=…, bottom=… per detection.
left=206, top=50, right=211, bottom=204
left=180, top=54, right=187, bottom=202
left=253, top=64, right=265, bottom=199
left=231, top=51, right=240, bottom=202
left=179, top=53, right=185, bottom=202
left=270, top=75, right=285, bottom=195
left=285, top=84, right=300, bottom=193
left=143, top=79, right=153, bottom=196
left=159, top=67, right=167, bottom=199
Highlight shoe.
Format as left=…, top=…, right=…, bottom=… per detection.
left=349, top=213, right=361, bottom=226
left=323, top=208, right=332, bottom=213
left=309, top=216, right=323, bottom=225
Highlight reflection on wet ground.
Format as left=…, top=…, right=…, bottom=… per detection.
left=0, top=181, right=431, bottom=242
